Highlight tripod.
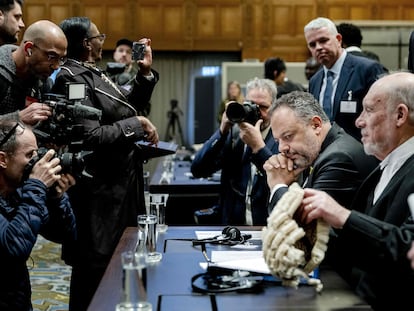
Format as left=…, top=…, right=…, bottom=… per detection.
left=165, top=99, right=185, bottom=146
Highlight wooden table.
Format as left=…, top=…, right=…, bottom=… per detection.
left=88, top=226, right=372, bottom=311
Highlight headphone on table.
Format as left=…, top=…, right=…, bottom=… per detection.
left=192, top=226, right=252, bottom=246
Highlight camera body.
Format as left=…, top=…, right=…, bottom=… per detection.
left=105, top=62, right=126, bottom=75
left=226, top=101, right=260, bottom=125
left=23, top=147, right=90, bottom=179
left=132, top=42, right=146, bottom=61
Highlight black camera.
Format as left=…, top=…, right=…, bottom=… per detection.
left=23, top=147, right=92, bottom=180
left=226, top=101, right=260, bottom=125
left=132, top=42, right=146, bottom=61
left=36, top=82, right=102, bottom=146
left=105, top=62, right=126, bottom=75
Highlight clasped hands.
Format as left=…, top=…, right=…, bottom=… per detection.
left=263, top=153, right=303, bottom=189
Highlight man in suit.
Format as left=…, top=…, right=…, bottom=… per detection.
left=304, top=17, right=386, bottom=141
left=300, top=72, right=414, bottom=310
left=263, top=91, right=377, bottom=212
left=191, top=78, right=279, bottom=226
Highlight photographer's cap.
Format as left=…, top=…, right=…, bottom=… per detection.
left=116, top=38, right=133, bottom=49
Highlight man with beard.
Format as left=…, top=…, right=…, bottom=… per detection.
left=263, top=91, right=377, bottom=212
left=304, top=17, right=386, bottom=141
left=0, top=0, right=25, bottom=46
left=0, top=19, right=67, bottom=125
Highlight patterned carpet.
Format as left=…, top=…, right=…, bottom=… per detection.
left=28, top=236, right=71, bottom=311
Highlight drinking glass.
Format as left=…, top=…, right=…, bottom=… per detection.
left=137, top=214, right=162, bottom=263
left=149, top=193, right=168, bottom=233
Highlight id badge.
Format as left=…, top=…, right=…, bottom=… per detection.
left=340, top=100, right=357, bottom=113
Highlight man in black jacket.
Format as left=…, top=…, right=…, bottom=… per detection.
left=0, top=119, right=76, bottom=311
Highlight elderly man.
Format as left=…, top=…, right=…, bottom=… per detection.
left=0, top=119, right=76, bottom=311
left=300, top=72, right=414, bottom=310
left=192, top=78, right=279, bottom=226
left=264, top=91, right=377, bottom=211
left=0, top=19, right=67, bottom=124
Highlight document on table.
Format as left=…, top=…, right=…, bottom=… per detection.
left=199, top=250, right=271, bottom=274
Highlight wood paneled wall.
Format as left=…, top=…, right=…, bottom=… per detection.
left=22, top=0, right=414, bottom=62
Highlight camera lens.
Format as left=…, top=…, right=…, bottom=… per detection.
left=226, top=101, right=246, bottom=123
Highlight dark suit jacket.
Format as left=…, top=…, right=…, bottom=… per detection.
left=328, top=154, right=414, bottom=310
left=268, top=123, right=378, bottom=211
left=309, top=53, right=386, bottom=140
left=191, top=125, right=278, bottom=225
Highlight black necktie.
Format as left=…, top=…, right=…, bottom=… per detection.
left=323, top=71, right=334, bottom=120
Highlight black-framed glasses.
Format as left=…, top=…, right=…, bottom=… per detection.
left=0, top=122, right=25, bottom=149
left=87, top=33, right=106, bottom=41
left=32, top=44, right=67, bottom=66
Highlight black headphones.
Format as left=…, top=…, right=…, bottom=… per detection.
left=191, top=266, right=264, bottom=294
left=192, top=226, right=251, bottom=246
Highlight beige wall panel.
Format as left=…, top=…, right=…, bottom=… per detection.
left=195, top=7, right=216, bottom=37
left=220, top=6, right=242, bottom=37
left=164, top=7, right=184, bottom=36
left=24, top=4, right=47, bottom=27
left=49, top=5, right=72, bottom=25
left=136, top=6, right=163, bottom=37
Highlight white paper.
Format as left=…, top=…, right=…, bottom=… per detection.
left=205, top=250, right=271, bottom=274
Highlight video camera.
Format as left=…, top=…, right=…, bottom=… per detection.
left=226, top=101, right=260, bottom=125
left=36, top=82, right=102, bottom=146
left=32, top=82, right=102, bottom=178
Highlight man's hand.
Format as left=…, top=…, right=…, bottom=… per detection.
left=19, top=102, right=52, bottom=125
left=239, top=120, right=265, bottom=153
left=53, top=173, right=76, bottom=198
left=29, top=149, right=62, bottom=188
left=263, top=154, right=300, bottom=189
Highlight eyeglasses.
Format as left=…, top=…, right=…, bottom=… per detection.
left=32, top=44, right=67, bottom=66
left=87, top=33, right=106, bottom=41
left=0, top=122, right=25, bottom=149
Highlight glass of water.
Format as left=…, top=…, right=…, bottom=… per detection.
left=137, top=214, right=162, bottom=263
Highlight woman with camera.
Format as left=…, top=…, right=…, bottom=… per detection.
left=50, top=16, right=160, bottom=311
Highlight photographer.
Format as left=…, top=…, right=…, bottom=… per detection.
left=50, top=17, right=159, bottom=311
left=0, top=19, right=67, bottom=125
left=191, top=78, right=279, bottom=225
left=0, top=119, right=76, bottom=311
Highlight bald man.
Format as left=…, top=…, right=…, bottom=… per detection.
left=0, top=19, right=67, bottom=125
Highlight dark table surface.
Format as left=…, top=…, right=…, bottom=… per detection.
left=148, top=160, right=220, bottom=225
left=87, top=226, right=372, bottom=311
left=149, top=159, right=220, bottom=195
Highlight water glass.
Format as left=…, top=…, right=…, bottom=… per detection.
left=117, top=251, right=152, bottom=311
left=137, top=214, right=162, bottom=263
left=149, top=193, right=168, bottom=233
